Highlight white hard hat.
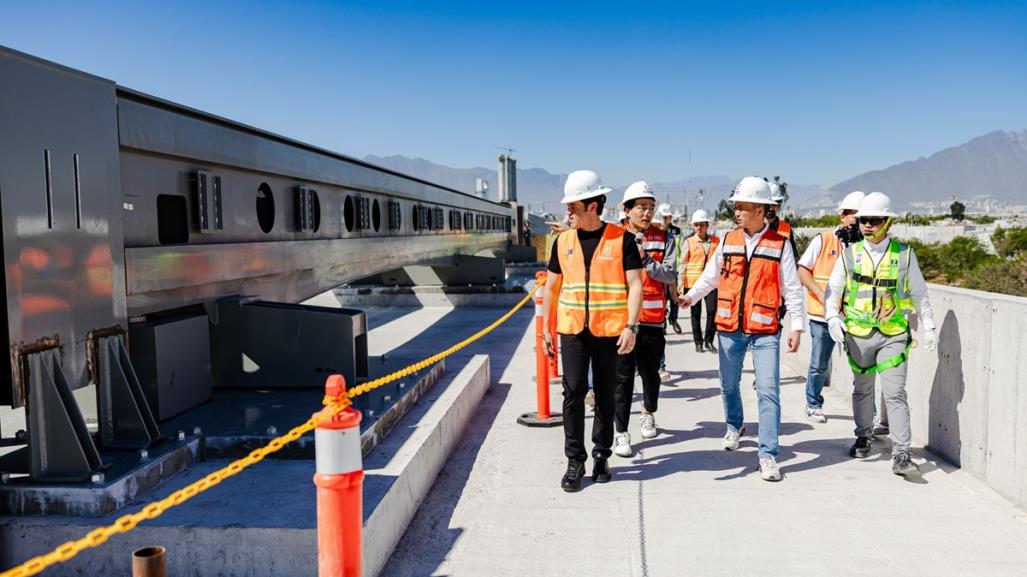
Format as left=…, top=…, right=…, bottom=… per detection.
left=856, top=191, right=896, bottom=218
left=618, top=210, right=628, bottom=222
left=766, top=180, right=785, bottom=203
left=622, top=181, right=656, bottom=205
left=658, top=203, right=673, bottom=217
left=728, top=176, right=777, bottom=205
left=690, top=209, right=711, bottom=224
left=562, top=169, right=613, bottom=204
left=837, top=190, right=866, bottom=212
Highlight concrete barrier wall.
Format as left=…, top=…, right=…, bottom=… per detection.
left=793, top=284, right=1027, bottom=510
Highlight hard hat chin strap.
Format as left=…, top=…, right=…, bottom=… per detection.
left=866, top=217, right=892, bottom=242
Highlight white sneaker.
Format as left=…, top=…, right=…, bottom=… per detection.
left=614, top=432, right=633, bottom=457
left=639, top=413, right=657, bottom=439
left=722, top=425, right=745, bottom=450
left=806, top=406, right=827, bottom=424
left=658, top=369, right=672, bottom=382
left=759, top=456, right=782, bottom=481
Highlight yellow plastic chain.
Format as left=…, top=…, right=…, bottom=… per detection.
left=1, top=283, right=540, bottom=577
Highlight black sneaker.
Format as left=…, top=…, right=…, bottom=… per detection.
left=695, top=343, right=704, bottom=353
left=705, top=341, right=717, bottom=353
left=592, top=457, right=612, bottom=483
left=892, top=452, right=920, bottom=476
left=849, top=437, right=872, bottom=459
left=561, top=460, right=586, bottom=492
left=672, top=321, right=683, bottom=334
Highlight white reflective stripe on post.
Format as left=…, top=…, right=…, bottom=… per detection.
left=642, top=300, right=665, bottom=309
left=315, top=427, right=363, bottom=475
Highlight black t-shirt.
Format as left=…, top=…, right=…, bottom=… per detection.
left=547, top=223, right=643, bottom=275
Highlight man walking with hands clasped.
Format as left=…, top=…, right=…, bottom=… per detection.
left=680, top=209, right=720, bottom=353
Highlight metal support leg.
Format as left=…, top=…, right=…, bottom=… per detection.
left=96, top=335, right=160, bottom=449
left=25, top=349, right=103, bottom=482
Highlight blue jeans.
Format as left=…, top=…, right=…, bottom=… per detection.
left=718, top=330, right=781, bottom=458
left=805, top=320, right=835, bottom=410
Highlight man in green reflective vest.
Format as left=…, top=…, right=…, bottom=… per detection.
left=823, top=192, right=938, bottom=476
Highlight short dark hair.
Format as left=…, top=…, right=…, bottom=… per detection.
left=623, top=198, right=636, bottom=211
left=586, top=194, right=606, bottom=215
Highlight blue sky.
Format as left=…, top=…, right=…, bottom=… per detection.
left=2, top=1, right=1025, bottom=188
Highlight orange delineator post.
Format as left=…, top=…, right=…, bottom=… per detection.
left=533, top=276, right=551, bottom=419
left=516, top=272, right=562, bottom=427
left=313, top=375, right=364, bottom=577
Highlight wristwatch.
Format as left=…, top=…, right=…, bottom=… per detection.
left=626, top=324, right=639, bottom=334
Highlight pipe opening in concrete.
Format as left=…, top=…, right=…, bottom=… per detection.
left=133, top=546, right=165, bottom=559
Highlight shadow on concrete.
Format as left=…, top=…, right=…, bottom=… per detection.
left=609, top=421, right=817, bottom=482
left=658, top=386, right=722, bottom=402
left=362, top=305, right=425, bottom=331
left=927, top=310, right=964, bottom=467
left=365, top=309, right=532, bottom=470
left=378, top=382, right=513, bottom=577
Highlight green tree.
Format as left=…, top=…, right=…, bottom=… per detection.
left=937, top=236, right=997, bottom=283
left=794, top=233, right=811, bottom=258
left=963, top=252, right=1027, bottom=297
left=992, top=226, right=1027, bottom=258
left=715, top=199, right=734, bottom=221
left=906, top=239, right=944, bottom=282
left=949, top=201, right=966, bottom=222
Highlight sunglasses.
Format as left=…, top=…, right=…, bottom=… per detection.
left=858, top=216, right=887, bottom=226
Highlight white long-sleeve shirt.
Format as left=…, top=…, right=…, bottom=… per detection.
left=684, top=225, right=808, bottom=333
left=822, top=235, right=936, bottom=331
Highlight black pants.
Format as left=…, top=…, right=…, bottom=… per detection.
left=690, top=289, right=718, bottom=345
left=666, top=287, right=679, bottom=322
left=614, top=326, right=666, bottom=433
left=561, top=331, right=620, bottom=462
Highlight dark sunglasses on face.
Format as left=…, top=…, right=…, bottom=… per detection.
left=858, top=216, right=887, bottom=226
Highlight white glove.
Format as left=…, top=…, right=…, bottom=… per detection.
left=923, top=329, right=938, bottom=352
left=827, top=317, right=846, bottom=344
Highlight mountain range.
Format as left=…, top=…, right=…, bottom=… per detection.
left=364, top=129, right=1027, bottom=213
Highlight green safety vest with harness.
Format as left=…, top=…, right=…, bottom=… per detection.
left=840, top=239, right=916, bottom=375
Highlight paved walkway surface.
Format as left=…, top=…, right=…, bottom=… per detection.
left=384, top=317, right=1027, bottom=577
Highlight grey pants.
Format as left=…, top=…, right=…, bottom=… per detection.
left=845, top=331, right=912, bottom=454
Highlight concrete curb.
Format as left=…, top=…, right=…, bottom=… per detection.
left=362, top=354, right=491, bottom=577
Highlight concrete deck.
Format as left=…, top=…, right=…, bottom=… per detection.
left=384, top=317, right=1027, bottom=577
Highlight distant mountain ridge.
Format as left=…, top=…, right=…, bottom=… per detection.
left=830, top=130, right=1027, bottom=207
left=365, top=129, right=1027, bottom=212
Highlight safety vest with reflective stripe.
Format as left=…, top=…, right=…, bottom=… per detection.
left=805, top=230, right=842, bottom=319
left=683, top=234, right=720, bottom=288
left=638, top=225, right=668, bottom=325
left=771, top=219, right=792, bottom=239
left=841, top=239, right=914, bottom=337
left=555, top=225, right=629, bottom=337
left=715, top=228, right=785, bottom=334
